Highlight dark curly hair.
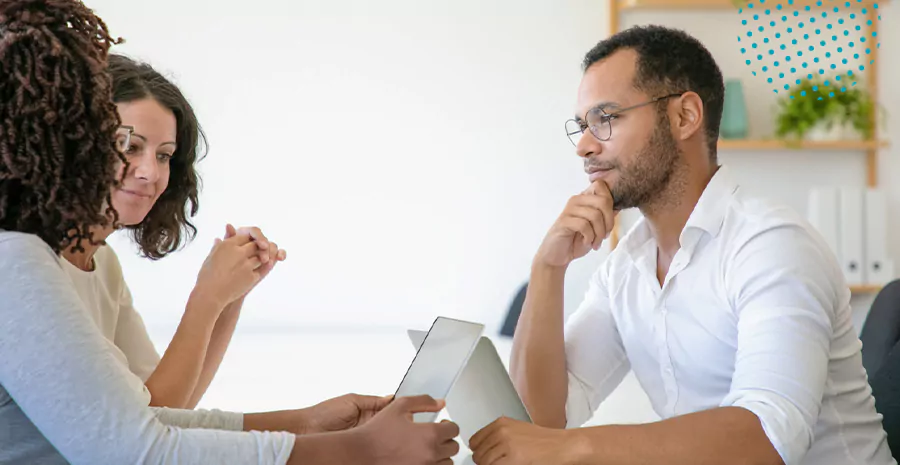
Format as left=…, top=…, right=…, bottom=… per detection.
left=582, top=25, right=725, bottom=159
left=108, top=54, right=206, bottom=260
left=0, top=0, right=123, bottom=254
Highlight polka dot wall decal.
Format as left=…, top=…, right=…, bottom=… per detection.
left=738, top=0, right=884, bottom=97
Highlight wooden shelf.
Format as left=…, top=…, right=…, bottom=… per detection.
left=718, top=139, right=888, bottom=151
left=851, top=285, right=884, bottom=294
left=619, top=0, right=737, bottom=10
left=619, top=0, right=887, bottom=10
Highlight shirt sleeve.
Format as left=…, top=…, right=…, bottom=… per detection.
left=563, top=263, right=631, bottom=428
left=114, top=282, right=162, bottom=382
left=0, top=233, right=294, bottom=465
left=719, top=223, right=839, bottom=465
left=152, top=407, right=244, bottom=431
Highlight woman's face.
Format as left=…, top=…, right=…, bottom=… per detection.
left=112, top=98, right=176, bottom=226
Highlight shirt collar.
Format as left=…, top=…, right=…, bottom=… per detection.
left=682, top=164, right=739, bottom=241
left=618, top=164, right=739, bottom=258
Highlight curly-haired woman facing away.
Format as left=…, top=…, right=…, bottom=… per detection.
left=0, top=1, right=459, bottom=464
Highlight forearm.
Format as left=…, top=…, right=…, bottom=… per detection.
left=510, top=263, right=570, bottom=428
left=566, top=407, right=783, bottom=465
left=185, top=298, right=243, bottom=408
left=145, top=291, right=221, bottom=408
left=287, top=430, right=362, bottom=465
left=244, top=409, right=306, bottom=435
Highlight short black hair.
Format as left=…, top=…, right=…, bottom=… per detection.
left=582, top=25, right=724, bottom=159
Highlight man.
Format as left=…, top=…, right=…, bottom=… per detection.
left=469, top=25, right=894, bottom=465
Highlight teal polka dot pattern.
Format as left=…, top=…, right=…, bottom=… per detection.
left=738, top=0, right=883, bottom=97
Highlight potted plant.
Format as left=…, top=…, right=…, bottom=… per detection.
left=775, top=78, right=876, bottom=141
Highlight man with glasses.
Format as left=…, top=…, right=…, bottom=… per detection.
left=468, top=25, right=893, bottom=465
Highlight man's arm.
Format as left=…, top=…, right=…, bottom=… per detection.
left=565, top=407, right=783, bottom=465
left=510, top=264, right=570, bottom=427
left=512, top=180, right=624, bottom=428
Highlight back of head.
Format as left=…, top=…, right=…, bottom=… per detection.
left=106, top=53, right=206, bottom=260
left=582, top=25, right=725, bottom=159
left=0, top=0, right=122, bottom=253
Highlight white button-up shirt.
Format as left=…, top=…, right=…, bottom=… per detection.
left=564, top=166, right=895, bottom=465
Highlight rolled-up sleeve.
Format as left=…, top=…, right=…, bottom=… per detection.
left=564, top=265, right=630, bottom=428
left=720, top=224, right=838, bottom=465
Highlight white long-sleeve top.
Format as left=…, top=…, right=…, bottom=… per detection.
left=0, top=231, right=295, bottom=465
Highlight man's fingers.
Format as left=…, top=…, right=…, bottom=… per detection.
left=560, top=217, right=595, bottom=247
left=571, top=192, right=615, bottom=233
left=478, top=443, right=508, bottom=465
left=566, top=205, right=608, bottom=245
left=583, top=179, right=612, bottom=197
left=471, top=429, right=504, bottom=465
left=469, top=418, right=501, bottom=451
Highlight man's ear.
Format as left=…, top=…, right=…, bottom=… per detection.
left=670, top=92, right=705, bottom=142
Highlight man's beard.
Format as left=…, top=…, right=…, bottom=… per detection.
left=609, top=115, right=680, bottom=211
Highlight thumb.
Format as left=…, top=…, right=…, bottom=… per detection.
left=354, top=395, right=393, bottom=412
left=225, top=223, right=237, bottom=239
left=396, top=395, right=445, bottom=415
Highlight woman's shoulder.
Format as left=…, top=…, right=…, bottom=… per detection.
left=0, top=230, right=57, bottom=260
left=94, top=244, right=127, bottom=286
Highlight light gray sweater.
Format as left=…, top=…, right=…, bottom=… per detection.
left=0, top=231, right=295, bottom=464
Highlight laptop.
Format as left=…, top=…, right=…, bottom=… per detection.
left=394, top=317, right=484, bottom=423
left=408, top=328, right=532, bottom=446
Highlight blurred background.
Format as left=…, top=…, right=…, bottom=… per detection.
left=89, top=0, right=897, bottom=449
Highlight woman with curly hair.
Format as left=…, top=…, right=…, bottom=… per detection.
left=59, top=52, right=282, bottom=410
left=0, top=1, right=459, bottom=464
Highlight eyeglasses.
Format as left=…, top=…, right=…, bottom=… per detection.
left=115, top=125, right=134, bottom=154
left=565, top=93, right=684, bottom=146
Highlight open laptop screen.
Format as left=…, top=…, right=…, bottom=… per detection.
left=395, top=317, right=484, bottom=422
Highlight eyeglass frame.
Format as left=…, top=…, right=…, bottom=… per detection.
left=565, top=92, right=686, bottom=146
left=116, top=125, right=134, bottom=154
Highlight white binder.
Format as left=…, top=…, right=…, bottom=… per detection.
left=839, top=187, right=865, bottom=286
left=864, top=189, right=895, bottom=285
left=807, top=187, right=841, bottom=261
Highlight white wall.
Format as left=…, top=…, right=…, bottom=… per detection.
left=90, top=0, right=613, bottom=335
